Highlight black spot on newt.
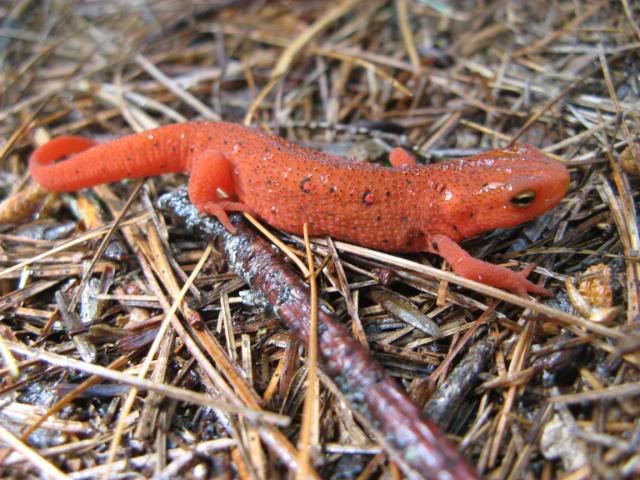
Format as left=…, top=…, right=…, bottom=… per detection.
left=362, top=190, right=375, bottom=206
left=300, top=176, right=313, bottom=194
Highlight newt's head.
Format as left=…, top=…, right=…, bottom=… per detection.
left=429, top=144, right=569, bottom=241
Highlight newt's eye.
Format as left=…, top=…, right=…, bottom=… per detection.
left=511, top=190, right=536, bottom=208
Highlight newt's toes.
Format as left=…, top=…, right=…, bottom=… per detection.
left=516, top=264, right=552, bottom=297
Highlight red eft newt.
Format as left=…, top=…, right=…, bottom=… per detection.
left=29, top=122, right=569, bottom=296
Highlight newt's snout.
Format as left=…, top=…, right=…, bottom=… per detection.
left=435, top=144, right=569, bottom=241
left=507, top=144, right=569, bottom=218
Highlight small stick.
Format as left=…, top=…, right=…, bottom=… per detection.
left=159, top=190, right=480, bottom=480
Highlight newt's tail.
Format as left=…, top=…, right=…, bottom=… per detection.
left=29, top=124, right=198, bottom=192
left=29, top=136, right=98, bottom=191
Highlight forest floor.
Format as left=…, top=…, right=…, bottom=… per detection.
left=0, top=1, right=638, bottom=479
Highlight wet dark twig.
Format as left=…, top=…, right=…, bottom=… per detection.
left=159, top=189, right=479, bottom=480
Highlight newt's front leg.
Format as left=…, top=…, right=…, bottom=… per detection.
left=428, top=234, right=552, bottom=297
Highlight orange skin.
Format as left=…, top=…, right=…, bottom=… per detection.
left=30, top=122, right=569, bottom=296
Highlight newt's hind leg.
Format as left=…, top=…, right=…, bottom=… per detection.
left=188, top=150, right=254, bottom=233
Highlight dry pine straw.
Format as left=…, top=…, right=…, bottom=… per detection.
left=0, top=1, right=639, bottom=479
